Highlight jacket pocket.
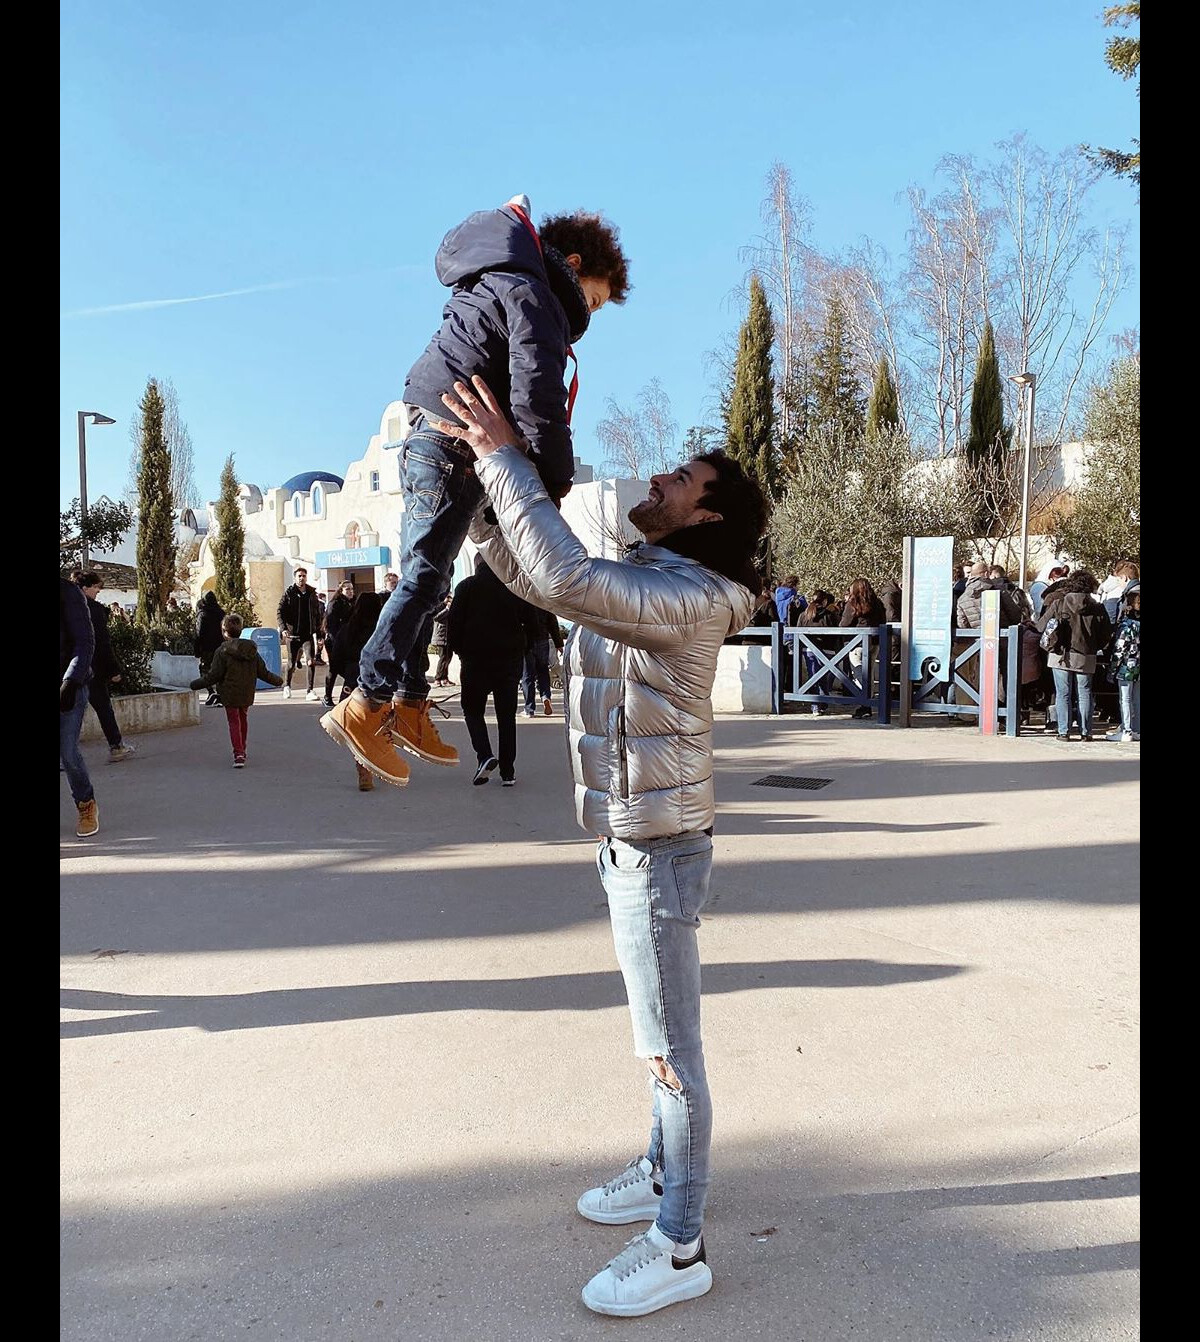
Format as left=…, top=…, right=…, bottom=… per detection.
left=616, top=705, right=629, bottom=800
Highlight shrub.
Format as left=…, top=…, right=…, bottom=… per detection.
left=108, top=617, right=153, bottom=695
left=148, top=605, right=197, bottom=655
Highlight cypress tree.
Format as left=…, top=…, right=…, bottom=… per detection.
left=213, top=454, right=248, bottom=608
left=965, top=320, right=1013, bottom=533
left=865, top=354, right=900, bottom=439
left=134, top=378, right=176, bottom=625
left=725, top=275, right=777, bottom=496
left=810, top=293, right=865, bottom=438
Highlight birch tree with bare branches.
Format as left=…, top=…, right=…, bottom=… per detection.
left=595, top=378, right=681, bottom=479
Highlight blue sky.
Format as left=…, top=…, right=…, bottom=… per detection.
left=61, top=0, right=1139, bottom=509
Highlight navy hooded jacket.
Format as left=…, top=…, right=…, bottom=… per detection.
left=404, top=206, right=587, bottom=498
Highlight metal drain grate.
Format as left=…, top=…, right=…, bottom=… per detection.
left=752, top=775, right=833, bottom=790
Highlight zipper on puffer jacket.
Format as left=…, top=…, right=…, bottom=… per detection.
left=617, top=704, right=629, bottom=800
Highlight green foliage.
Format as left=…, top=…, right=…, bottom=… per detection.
left=1082, top=3, right=1140, bottom=188
left=865, top=356, right=900, bottom=440
left=108, top=615, right=153, bottom=696
left=768, top=424, right=975, bottom=593
left=725, top=275, right=778, bottom=497
left=59, top=496, right=133, bottom=574
left=213, top=454, right=249, bottom=608
left=223, top=595, right=261, bottom=629
left=809, top=293, right=865, bottom=440
left=148, top=604, right=196, bottom=655
left=1055, top=356, right=1140, bottom=568
left=965, top=321, right=1014, bottom=534
left=134, top=379, right=176, bottom=626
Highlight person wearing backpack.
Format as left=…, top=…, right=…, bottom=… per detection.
left=1036, top=570, right=1112, bottom=742
left=1105, top=581, right=1140, bottom=743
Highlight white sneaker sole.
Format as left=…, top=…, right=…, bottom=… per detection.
left=582, top=1264, right=712, bottom=1316
left=320, top=711, right=409, bottom=789
left=576, top=1193, right=663, bottom=1225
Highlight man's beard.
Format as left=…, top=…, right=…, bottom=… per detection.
left=628, top=496, right=681, bottom=537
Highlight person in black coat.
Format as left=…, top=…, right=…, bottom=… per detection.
left=61, top=577, right=98, bottom=835
left=321, top=580, right=357, bottom=706
left=447, top=554, right=540, bottom=786
left=840, top=578, right=887, bottom=718
left=522, top=605, right=563, bottom=717
left=194, top=590, right=226, bottom=706
left=277, top=567, right=323, bottom=700
left=74, top=572, right=135, bottom=761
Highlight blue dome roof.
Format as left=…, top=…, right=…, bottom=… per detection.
left=281, top=470, right=343, bottom=494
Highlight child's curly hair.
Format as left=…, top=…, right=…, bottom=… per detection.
left=540, top=212, right=630, bottom=303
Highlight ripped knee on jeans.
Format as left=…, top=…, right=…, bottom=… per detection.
left=648, top=1056, right=683, bottom=1091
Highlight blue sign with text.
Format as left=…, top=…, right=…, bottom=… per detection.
left=314, top=546, right=390, bottom=568
left=909, top=537, right=954, bottom=682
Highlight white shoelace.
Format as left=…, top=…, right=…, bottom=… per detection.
left=602, top=1159, right=651, bottom=1195
left=606, top=1230, right=663, bottom=1281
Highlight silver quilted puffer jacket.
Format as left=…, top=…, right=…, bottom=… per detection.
left=471, top=448, right=754, bottom=840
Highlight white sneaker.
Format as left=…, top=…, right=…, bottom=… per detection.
left=282, top=685, right=292, bottom=699
left=1105, top=729, right=1135, bottom=743
left=582, top=1223, right=711, bottom=1317
left=577, top=1156, right=663, bottom=1225
left=305, top=690, right=320, bottom=702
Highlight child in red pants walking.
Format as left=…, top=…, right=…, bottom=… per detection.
left=190, top=613, right=283, bottom=766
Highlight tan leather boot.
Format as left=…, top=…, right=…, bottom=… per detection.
left=355, top=763, right=375, bottom=792
left=76, top=799, right=99, bottom=837
left=320, top=691, right=410, bottom=788
left=388, top=699, right=459, bottom=766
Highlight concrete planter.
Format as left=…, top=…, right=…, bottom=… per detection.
left=152, top=651, right=200, bottom=689
left=80, top=688, right=199, bottom=741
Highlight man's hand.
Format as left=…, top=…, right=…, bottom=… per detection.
left=431, top=377, right=523, bottom=461
left=60, top=679, right=79, bottom=712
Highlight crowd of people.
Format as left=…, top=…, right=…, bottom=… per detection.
left=744, top=559, right=1141, bottom=741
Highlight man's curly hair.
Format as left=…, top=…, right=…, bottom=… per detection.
left=540, top=212, right=630, bottom=303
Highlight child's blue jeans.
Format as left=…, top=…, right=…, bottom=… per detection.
left=359, top=426, right=484, bottom=702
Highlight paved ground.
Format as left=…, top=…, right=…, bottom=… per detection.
left=61, top=690, right=1140, bottom=1341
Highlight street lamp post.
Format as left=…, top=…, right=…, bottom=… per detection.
left=1007, top=373, right=1037, bottom=592
left=76, top=410, right=116, bottom=571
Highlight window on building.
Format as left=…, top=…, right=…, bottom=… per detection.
left=345, top=522, right=360, bottom=550
left=292, top=493, right=304, bottom=518
left=370, top=470, right=380, bottom=493
left=387, top=416, right=403, bottom=443
left=311, top=486, right=322, bottom=514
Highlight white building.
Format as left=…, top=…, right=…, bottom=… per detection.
left=189, top=400, right=643, bottom=624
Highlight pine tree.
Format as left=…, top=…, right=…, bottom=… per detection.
left=809, top=293, right=865, bottom=439
left=964, top=320, right=1013, bottom=534
left=134, top=378, right=176, bottom=625
left=865, top=355, right=900, bottom=439
left=213, top=454, right=248, bottom=608
left=725, top=275, right=777, bottom=497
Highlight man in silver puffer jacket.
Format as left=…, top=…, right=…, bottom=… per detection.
left=435, top=375, right=764, bottom=1319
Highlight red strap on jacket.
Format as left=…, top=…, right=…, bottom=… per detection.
left=507, top=202, right=579, bottom=426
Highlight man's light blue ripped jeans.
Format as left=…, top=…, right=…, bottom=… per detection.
left=596, top=830, right=713, bottom=1246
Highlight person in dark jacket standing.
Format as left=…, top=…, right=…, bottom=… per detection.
left=277, top=566, right=323, bottom=702
left=194, top=590, right=226, bottom=706
left=448, top=554, right=540, bottom=785
left=61, top=577, right=99, bottom=837
left=1036, top=570, right=1112, bottom=741
left=429, top=593, right=455, bottom=687
left=321, top=580, right=357, bottom=706
left=522, top=605, right=563, bottom=717
left=74, top=572, right=136, bottom=763
left=840, top=578, right=887, bottom=719
left=323, top=194, right=631, bottom=789
left=190, top=613, right=284, bottom=766
left=798, top=589, right=841, bottom=715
